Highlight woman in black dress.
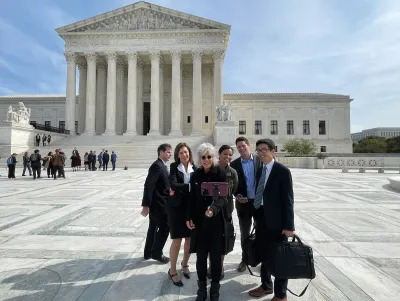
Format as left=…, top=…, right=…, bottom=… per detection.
left=187, top=143, right=229, bottom=301
left=167, top=142, right=196, bottom=287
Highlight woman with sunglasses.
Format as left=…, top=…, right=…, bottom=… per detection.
left=167, top=142, right=197, bottom=287
left=206, top=145, right=239, bottom=280
left=186, top=143, right=228, bottom=301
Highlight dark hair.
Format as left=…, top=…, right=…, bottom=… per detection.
left=157, top=143, right=172, bottom=156
left=47, top=152, right=52, bottom=156
left=174, top=142, right=194, bottom=164
left=34, top=149, right=39, bottom=153
left=218, top=144, right=234, bottom=155
left=235, top=136, right=249, bottom=146
left=256, top=138, right=276, bottom=151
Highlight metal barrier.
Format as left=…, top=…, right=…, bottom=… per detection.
left=29, top=122, right=70, bottom=134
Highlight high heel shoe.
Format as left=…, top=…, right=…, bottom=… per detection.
left=181, top=263, right=191, bottom=279
left=168, top=269, right=183, bottom=287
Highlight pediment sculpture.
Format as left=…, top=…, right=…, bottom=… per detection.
left=5, top=102, right=31, bottom=125
left=216, top=101, right=232, bottom=122
left=72, top=8, right=217, bottom=32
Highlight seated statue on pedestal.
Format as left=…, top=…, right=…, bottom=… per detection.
left=5, top=102, right=31, bottom=124
left=216, top=101, right=232, bottom=122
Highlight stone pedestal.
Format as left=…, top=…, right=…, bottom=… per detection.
left=213, top=121, right=237, bottom=146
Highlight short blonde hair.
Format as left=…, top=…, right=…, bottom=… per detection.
left=197, top=143, right=217, bottom=164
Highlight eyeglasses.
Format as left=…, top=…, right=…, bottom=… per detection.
left=256, top=148, right=271, bottom=153
left=201, top=155, right=213, bottom=160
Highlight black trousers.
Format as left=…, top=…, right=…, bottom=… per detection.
left=144, top=209, right=169, bottom=258
left=103, top=161, right=109, bottom=171
left=53, top=166, right=65, bottom=179
left=32, top=164, right=41, bottom=179
left=8, top=164, right=15, bottom=178
left=91, top=161, right=96, bottom=171
left=196, top=215, right=224, bottom=282
left=236, top=201, right=255, bottom=263
left=255, top=207, right=288, bottom=298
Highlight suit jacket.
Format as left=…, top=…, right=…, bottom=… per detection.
left=255, top=161, right=295, bottom=232
left=168, top=162, right=197, bottom=208
left=142, top=158, right=170, bottom=213
left=230, top=154, right=262, bottom=209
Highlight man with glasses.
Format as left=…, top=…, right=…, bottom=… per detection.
left=141, top=143, right=172, bottom=264
left=230, top=137, right=270, bottom=280
left=249, top=138, right=294, bottom=301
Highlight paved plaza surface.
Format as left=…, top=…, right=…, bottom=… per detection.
left=0, top=167, right=399, bottom=300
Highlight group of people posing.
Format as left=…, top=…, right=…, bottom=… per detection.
left=141, top=137, right=295, bottom=301
left=34, top=133, right=52, bottom=147
left=71, top=149, right=118, bottom=171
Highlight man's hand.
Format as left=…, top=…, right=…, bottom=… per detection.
left=141, top=206, right=150, bottom=217
left=282, top=229, right=295, bottom=237
left=186, top=220, right=195, bottom=230
left=205, top=206, right=214, bottom=218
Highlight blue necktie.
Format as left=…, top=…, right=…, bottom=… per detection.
left=254, top=166, right=267, bottom=209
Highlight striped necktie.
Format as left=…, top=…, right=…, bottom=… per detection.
left=254, top=166, right=267, bottom=209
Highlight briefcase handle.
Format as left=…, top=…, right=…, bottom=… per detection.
left=291, top=234, right=303, bottom=244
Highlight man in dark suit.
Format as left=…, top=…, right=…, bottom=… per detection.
left=141, top=143, right=172, bottom=264
left=231, top=137, right=263, bottom=273
left=249, top=138, right=295, bottom=301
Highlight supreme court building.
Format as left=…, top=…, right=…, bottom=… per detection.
left=0, top=1, right=353, bottom=153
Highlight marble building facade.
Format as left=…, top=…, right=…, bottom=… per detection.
left=0, top=1, right=353, bottom=153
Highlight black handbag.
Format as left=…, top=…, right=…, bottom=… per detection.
left=268, top=234, right=316, bottom=280
left=244, top=227, right=260, bottom=267
left=223, top=216, right=235, bottom=255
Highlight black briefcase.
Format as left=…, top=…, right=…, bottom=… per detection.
left=244, top=227, right=260, bottom=267
left=268, top=234, right=315, bottom=280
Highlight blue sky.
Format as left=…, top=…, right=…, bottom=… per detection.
left=1, top=0, right=399, bottom=133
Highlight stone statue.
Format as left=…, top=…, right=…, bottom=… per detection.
left=5, top=102, right=31, bottom=124
left=216, top=101, right=232, bottom=122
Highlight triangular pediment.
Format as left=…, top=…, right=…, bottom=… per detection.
left=56, top=1, right=230, bottom=34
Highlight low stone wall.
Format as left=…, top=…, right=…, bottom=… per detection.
left=0, top=122, right=68, bottom=158
left=275, top=154, right=400, bottom=169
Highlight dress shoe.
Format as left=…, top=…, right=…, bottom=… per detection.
left=181, top=262, right=191, bottom=279
left=151, top=255, right=170, bottom=264
left=168, top=269, right=183, bottom=287
left=271, top=297, right=287, bottom=301
left=248, top=286, right=273, bottom=298
left=237, top=261, right=247, bottom=272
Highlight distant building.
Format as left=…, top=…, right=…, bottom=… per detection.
left=351, top=127, right=400, bottom=142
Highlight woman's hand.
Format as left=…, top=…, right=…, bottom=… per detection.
left=205, top=206, right=214, bottom=218
left=186, top=220, right=195, bottom=230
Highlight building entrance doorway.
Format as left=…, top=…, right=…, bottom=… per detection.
left=143, top=102, right=150, bottom=135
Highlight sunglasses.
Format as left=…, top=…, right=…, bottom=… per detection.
left=201, top=155, right=213, bottom=160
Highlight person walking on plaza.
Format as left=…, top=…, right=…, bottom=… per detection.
left=84, top=152, right=89, bottom=171
left=43, top=151, right=53, bottom=178
left=35, top=133, right=40, bottom=147
left=207, top=145, right=238, bottom=280
left=42, top=134, right=47, bottom=146
left=248, top=139, right=295, bottom=301
left=22, top=151, right=32, bottom=176
left=186, top=143, right=229, bottom=301
left=111, top=151, right=117, bottom=170
left=47, top=134, right=51, bottom=145
left=6, top=153, right=17, bottom=179
left=167, top=143, right=197, bottom=287
left=52, top=149, right=65, bottom=179
left=30, top=149, right=42, bottom=179
left=92, top=151, right=97, bottom=171
left=103, top=150, right=110, bottom=171
left=87, top=151, right=94, bottom=171
left=98, top=150, right=103, bottom=170
left=230, top=137, right=266, bottom=274
left=141, top=143, right=172, bottom=264
left=70, top=150, right=78, bottom=172
left=75, top=151, right=82, bottom=170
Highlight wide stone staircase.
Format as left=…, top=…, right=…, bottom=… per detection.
left=32, top=134, right=213, bottom=168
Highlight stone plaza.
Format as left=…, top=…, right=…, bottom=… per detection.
left=0, top=167, right=399, bottom=300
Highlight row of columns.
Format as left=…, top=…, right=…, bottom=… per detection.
left=65, top=49, right=225, bottom=135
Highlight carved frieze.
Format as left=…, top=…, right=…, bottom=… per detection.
left=71, top=8, right=217, bottom=32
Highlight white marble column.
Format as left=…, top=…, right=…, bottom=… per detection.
left=125, top=51, right=138, bottom=135
left=213, top=49, right=225, bottom=125
left=159, top=58, right=164, bottom=135
left=104, top=52, right=117, bottom=135
left=148, top=51, right=161, bottom=136
left=191, top=50, right=203, bottom=136
left=65, top=52, right=76, bottom=134
left=83, top=52, right=97, bottom=135
left=169, top=50, right=182, bottom=136
left=77, top=61, right=87, bottom=134
left=116, top=61, right=125, bottom=134
left=96, top=60, right=107, bottom=134
left=136, top=62, right=143, bottom=135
